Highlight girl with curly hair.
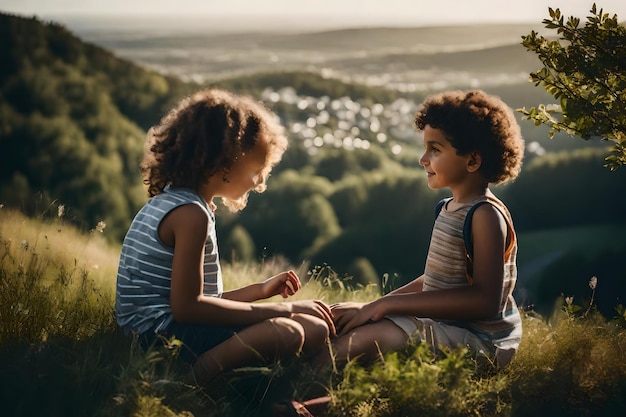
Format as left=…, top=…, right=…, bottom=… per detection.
left=116, top=88, right=334, bottom=385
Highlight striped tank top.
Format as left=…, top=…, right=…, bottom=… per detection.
left=115, top=187, right=223, bottom=335
left=423, top=195, right=522, bottom=353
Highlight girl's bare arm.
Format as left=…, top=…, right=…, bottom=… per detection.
left=162, top=204, right=333, bottom=328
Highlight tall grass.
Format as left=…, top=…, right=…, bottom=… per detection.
left=1, top=206, right=626, bottom=416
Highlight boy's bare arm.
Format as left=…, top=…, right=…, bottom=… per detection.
left=380, top=204, right=505, bottom=319
left=337, top=205, right=507, bottom=332
left=387, top=275, right=424, bottom=295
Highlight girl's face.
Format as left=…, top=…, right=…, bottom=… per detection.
left=419, top=125, right=472, bottom=190
left=221, top=143, right=269, bottom=200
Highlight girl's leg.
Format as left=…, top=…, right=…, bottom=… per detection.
left=289, top=313, right=331, bottom=356
left=191, top=317, right=306, bottom=384
left=315, top=319, right=408, bottom=368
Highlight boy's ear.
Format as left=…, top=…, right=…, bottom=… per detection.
left=466, top=151, right=482, bottom=173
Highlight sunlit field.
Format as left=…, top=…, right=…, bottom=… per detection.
left=2, top=206, right=626, bottom=417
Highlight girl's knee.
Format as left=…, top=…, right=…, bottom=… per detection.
left=294, top=314, right=331, bottom=343
left=266, top=316, right=306, bottom=353
left=291, top=314, right=331, bottom=355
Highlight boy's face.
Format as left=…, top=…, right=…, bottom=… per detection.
left=419, top=125, right=473, bottom=190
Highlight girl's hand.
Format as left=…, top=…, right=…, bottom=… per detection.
left=290, top=299, right=336, bottom=336
left=261, top=270, right=301, bottom=299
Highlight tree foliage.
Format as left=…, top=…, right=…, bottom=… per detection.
left=519, top=4, right=626, bottom=170
left=0, top=13, right=194, bottom=239
left=502, top=148, right=626, bottom=230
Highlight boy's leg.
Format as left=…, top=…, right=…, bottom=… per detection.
left=315, top=319, right=409, bottom=368
left=192, top=317, right=305, bottom=384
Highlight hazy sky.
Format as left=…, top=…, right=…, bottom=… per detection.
left=3, top=0, right=626, bottom=27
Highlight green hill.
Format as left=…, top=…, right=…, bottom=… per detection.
left=0, top=12, right=196, bottom=240
left=0, top=12, right=411, bottom=241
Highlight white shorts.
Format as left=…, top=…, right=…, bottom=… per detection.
left=386, top=315, right=494, bottom=358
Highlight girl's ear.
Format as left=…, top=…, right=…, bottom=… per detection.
left=466, top=151, right=482, bottom=173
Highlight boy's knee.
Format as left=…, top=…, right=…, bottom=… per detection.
left=333, top=324, right=406, bottom=363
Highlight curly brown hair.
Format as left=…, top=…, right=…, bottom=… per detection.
left=140, top=88, right=287, bottom=211
left=414, top=90, right=524, bottom=184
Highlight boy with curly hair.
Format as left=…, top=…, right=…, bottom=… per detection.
left=276, top=89, right=525, bottom=417
left=323, top=90, right=525, bottom=375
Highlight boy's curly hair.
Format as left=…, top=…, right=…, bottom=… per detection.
left=414, top=90, right=524, bottom=184
left=140, top=88, right=287, bottom=211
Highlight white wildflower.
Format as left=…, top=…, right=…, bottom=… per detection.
left=57, top=204, right=65, bottom=218
left=21, top=240, right=29, bottom=251
left=565, top=296, right=574, bottom=306
left=589, top=276, right=597, bottom=290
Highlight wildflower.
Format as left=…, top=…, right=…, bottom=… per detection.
left=565, top=296, right=574, bottom=306
left=93, top=221, right=106, bottom=233
left=57, top=204, right=65, bottom=218
left=21, top=240, right=29, bottom=251
left=589, top=276, right=597, bottom=290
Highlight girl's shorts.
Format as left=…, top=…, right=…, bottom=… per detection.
left=140, top=321, right=246, bottom=363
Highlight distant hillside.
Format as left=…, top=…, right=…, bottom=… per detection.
left=0, top=12, right=196, bottom=240
left=324, top=42, right=541, bottom=77
left=86, top=23, right=547, bottom=53
left=0, top=12, right=416, bottom=241
left=75, top=22, right=548, bottom=88
left=79, top=19, right=606, bottom=154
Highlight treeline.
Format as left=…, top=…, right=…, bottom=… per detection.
left=1, top=13, right=625, bottom=315
left=219, top=144, right=626, bottom=296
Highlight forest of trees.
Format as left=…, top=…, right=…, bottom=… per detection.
left=1, top=12, right=625, bottom=316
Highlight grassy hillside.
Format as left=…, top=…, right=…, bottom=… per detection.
left=2, top=208, right=626, bottom=417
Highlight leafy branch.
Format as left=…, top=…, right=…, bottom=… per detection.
left=518, top=3, right=626, bottom=170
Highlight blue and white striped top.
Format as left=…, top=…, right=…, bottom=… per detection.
left=115, top=187, right=223, bottom=335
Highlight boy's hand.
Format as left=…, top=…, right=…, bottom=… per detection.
left=331, top=302, right=364, bottom=334
left=261, top=270, right=301, bottom=299
left=332, top=302, right=384, bottom=335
